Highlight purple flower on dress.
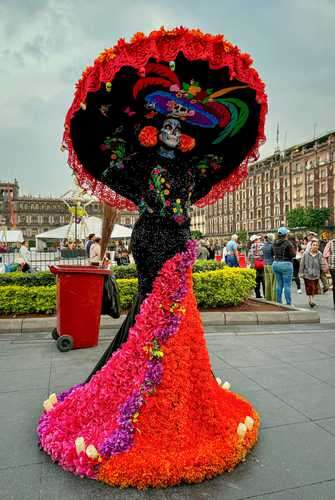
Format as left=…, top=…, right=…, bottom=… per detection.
left=144, top=360, right=163, bottom=387
left=100, top=392, right=143, bottom=457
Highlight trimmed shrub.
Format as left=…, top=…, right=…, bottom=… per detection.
left=193, top=268, right=256, bottom=308
left=192, top=259, right=225, bottom=273
left=0, top=268, right=255, bottom=315
left=117, top=278, right=138, bottom=310
left=0, top=260, right=226, bottom=285
left=0, top=272, right=55, bottom=287
left=112, top=264, right=137, bottom=279
left=0, top=286, right=56, bottom=315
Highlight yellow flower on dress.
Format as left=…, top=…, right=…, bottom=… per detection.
left=86, top=444, right=99, bottom=460
left=75, top=437, right=86, bottom=455
left=237, top=422, right=247, bottom=439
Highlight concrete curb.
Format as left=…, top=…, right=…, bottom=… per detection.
left=0, top=300, right=320, bottom=334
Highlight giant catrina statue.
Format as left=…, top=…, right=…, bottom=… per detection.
left=38, top=28, right=267, bottom=488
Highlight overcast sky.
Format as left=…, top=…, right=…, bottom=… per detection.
left=1, top=0, right=334, bottom=196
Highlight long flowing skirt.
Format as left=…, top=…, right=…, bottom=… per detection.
left=37, top=241, right=259, bottom=488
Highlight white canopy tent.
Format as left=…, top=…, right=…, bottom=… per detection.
left=0, top=229, right=24, bottom=244
left=35, top=216, right=132, bottom=249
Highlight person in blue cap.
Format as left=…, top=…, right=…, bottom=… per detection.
left=272, top=227, right=296, bottom=305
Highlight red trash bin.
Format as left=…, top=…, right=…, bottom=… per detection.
left=50, top=265, right=110, bottom=352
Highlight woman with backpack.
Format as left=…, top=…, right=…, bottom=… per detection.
left=272, top=227, right=296, bottom=305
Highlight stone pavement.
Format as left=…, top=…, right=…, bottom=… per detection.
left=0, top=288, right=335, bottom=500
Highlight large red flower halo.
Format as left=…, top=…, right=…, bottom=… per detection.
left=63, top=27, right=267, bottom=211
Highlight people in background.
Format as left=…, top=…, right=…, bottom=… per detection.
left=263, top=233, right=276, bottom=302
left=19, top=240, right=31, bottom=272
left=289, top=236, right=302, bottom=295
left=115, top=240, right=126, bottom=266
left=301, top=236, right=308, bottom=251
left=197, top=240, right=210, bottom=260
left=90, top=236, right=102, bottom=265
left=222, top=242, right=228, bottom=263
left=226, top=234, right=240, bottom=267
left=207, top=242, right=215, bottom=260
left=272, top=227, right=295, bottom=305
left=300, top=239, right=325, bottom=308
left=305, top=232, right=329, bottom=293
left=119, top=249, right=130, bottom=266
left=323, top=237, right=335, bottom=310
left=68, top=240, right=76, bottom=251
left=85, top=233, right=95, bottom=258
left=248, top=234, right=265, bottom=299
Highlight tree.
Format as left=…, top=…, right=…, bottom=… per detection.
left=286, top=207, right=308, bottom=229
left=237, top=229, right=248, bottom=244
left=305, top=208, right=331, bottom=234
left=191, top=230, right=203, bottom=240
left=287, top=207, right=331, bottom=235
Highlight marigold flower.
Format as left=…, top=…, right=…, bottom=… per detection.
left=179, top=134, right=196, bottom=153
left=138, top=126, right=158, bottom=147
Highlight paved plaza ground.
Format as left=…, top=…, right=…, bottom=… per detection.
left=0, top=288, right=335, bottom=500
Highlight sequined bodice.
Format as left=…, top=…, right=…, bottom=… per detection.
left=138, top=165, right=194, bottom=225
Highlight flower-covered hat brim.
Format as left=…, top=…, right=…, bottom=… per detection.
left=63, top=27, right=267, bottom=210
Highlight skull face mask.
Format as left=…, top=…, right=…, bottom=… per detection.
left=159, top=118, right=181, bottom=149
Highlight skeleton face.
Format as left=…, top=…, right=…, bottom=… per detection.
left=159, top=118, right=181, bottom=149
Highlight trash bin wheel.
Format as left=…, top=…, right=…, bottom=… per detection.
left=56, top=335, right=74, bottom=352
left=51, top=328, right=59, bottom=340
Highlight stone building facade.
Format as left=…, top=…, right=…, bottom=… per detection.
left=0, top=180, right=138, bottom=241
left=191, top=130, right=335, bottom=243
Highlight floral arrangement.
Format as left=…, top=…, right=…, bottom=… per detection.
left=37, top=240, right=260, bottom=488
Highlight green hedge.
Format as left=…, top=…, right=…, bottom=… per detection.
left=0, top=259, right=226, bottom=286
left=0, top=286, right=56, bottom=315
left=193, top=268, right=256, bottom=308
left=0, top=272, right=55, bottom=287
left=0, top=268, right=255, bottom=315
